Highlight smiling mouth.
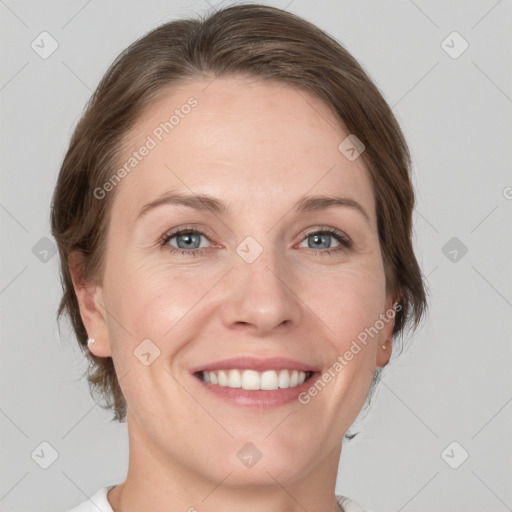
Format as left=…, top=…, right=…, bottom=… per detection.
left=194, top=369, right=314, bottom=391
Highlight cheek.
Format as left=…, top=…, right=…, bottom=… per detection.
left=317, top=269, right=386, bottom=396
left=100, top=266, right=186, bottom=410
left=103, top=259, right=220, bottom=346
left=313, top=263, right=387, bottom=345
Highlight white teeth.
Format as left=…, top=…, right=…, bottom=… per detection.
left=260, top=370, right=279, bottom=390
left=241, top=370, right=260, bottom=390
left=218, top=370, right=228, bottom=386
left=278, top=370, right=290, bottom=388
left=200, top=369, right=309, bottom=390
left=228, top=369, right=242, bottom=388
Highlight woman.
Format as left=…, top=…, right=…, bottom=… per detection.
left=52, top=4, right=427, bottom=511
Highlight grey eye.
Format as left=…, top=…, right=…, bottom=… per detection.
left=300, top=232, right=341, bottom=250
left=169, top=232, right=204, bottom=250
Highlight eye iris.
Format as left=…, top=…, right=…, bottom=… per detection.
left=309, top=233, right=332, bottom=249
left=177, top=232, right=201, bottom=249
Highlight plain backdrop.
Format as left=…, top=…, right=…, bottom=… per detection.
left=1, top=1, right=511, bottom=511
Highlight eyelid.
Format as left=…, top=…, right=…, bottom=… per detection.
left=296, top=226, right=352, bottom=248
left=159, top=224, right=214, bottom=246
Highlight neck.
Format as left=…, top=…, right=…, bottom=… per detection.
left=108, top=415, right=343, bottom=512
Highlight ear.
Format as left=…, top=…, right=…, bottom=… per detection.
left=375, top=295, right=400, bottom=367
left=69, top=251, right=112, bottom=358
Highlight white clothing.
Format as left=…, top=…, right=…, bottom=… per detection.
left=66, top=485, right=371, bottom=512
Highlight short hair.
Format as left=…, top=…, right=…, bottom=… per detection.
left=51, top=3, right=427, bottom=423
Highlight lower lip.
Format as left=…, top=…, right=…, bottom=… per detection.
left=192, top=372, right=321, bottom=409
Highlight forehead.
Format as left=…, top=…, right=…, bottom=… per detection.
left=113, top=75, right=375, bottom=221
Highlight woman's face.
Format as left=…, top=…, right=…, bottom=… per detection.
left=83, top=75, right=395, bottom=487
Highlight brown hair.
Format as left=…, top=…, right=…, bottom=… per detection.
left=51, top=3, right=427, bottom=423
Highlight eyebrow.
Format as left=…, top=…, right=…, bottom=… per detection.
left=295, top=195, right=370, bottom=225
left=137, top=192, right=371, bottom=225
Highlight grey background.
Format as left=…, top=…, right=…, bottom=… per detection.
left=1, top=0, right=511, bottom=511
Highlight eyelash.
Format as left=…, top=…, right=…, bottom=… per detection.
left=159, top=225, right=352, bottom=258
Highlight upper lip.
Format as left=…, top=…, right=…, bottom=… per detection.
left=190, top=357, right=319, bottom=374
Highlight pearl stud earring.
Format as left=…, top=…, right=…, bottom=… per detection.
left=87, top=338, right=96, bottom=345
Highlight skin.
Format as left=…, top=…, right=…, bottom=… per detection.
left=71, top=75, right=396, bottom=512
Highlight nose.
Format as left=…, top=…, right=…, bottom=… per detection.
left=221, top=250, right=303, bottom=337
